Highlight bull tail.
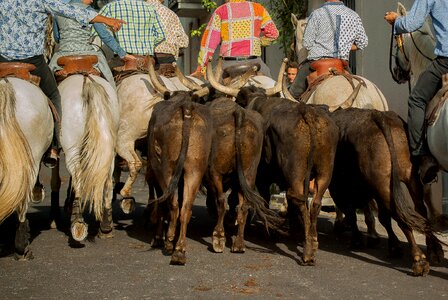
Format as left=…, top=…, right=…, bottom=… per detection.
left=0, top=81, right=35, bottom=223
left=234, top=107, right=280, bottom=231
left=372, top=112, right=442, bottom=242
left=151, top=103, right=192, bottom=204
left=69, top=76, right=116, bottom=220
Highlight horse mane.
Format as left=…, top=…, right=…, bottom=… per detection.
left=0, top=81, right=35, bottom=222
left=67, top=76, right=117, bottom=220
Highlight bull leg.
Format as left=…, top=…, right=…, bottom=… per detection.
left=14, top=201, right=33, bottom=260
left=406, top=176, right=444, bottom=264
left=364, top=200, right=380, bottom=247
left=344, top=207, right=363, bottom=249
left=231, top=191, right=248, bottom=253
left=49, top=162, right=61, bottom=229
left=395, top=219, right=430, bottom=277
left=165, top=190, right=179, bottom=255
left=377, top=207, right=402, bottom=258
left=211, top=176, right=226, bottom=253
left=171, top=175, right=202, bottom=265
left=98, top=175, right=114, bottom=239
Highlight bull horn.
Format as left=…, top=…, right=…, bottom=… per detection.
left=282, top=74, right=296, bottom=101
left=214, top=57, right=223, bottom=82
left=206, top=58, right=239, bottom=97
left=192, top=86, right=210, bottom=98
left=172, top=62, right=202, bottom=91
left=228, top=65, right=258, bottom=89
left=148, top=58, right=170, bottom=95
left=265, top=58, right=288, bottom=96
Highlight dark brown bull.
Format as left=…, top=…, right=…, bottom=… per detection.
left=329, top=108, right=444, bottom=276
left=204, top=97, right=279, bottom=253
left=146, top=92, right=213, bottom=265
left=235, top=85, right=339, bottom=265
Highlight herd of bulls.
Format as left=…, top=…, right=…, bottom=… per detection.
left=0, top=57, right=445, bottom=278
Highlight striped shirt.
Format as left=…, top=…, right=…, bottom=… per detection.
left=0, top=0, right=97, bottom=60
left=197, top=0, right=278, bottom=67
left=99, top=0, right=165, bottom=55
left=303, top=1, right=368, bottom=61
left=394, top=0, right=448, bottom=57
left=146, top=0, right=188, bottom=58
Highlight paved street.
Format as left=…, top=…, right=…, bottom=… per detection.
left=0, top=162, right=447, bottom=299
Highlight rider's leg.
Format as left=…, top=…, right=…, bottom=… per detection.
left=408, top=57, right=448, bottom=183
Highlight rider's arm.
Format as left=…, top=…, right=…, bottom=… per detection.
left=353, top=16, right=368, bottom=50
left=260, top=7, right=279, bottom=46
left=394, top=0, right=431, bottom=34
left=302, top=13, right=317, bottom=51
left=93, top=23, right=127, bottom=58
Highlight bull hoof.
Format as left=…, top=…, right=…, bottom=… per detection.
left=412, top=260, right=430, bottom=277
left=50, top=220, right=57, bottom=230
left=212, top=230, right=226, bottom=253
left=164, top=240, right=174, bottom=254
left=97, top=229, right=114, bottom=239
left=170, top=250, right=186, bottom=265
left=151, top=238, right=164, bottom=248
left=14, top=248, right=34, bottom=261
left=71, top=221, right=88, bottom=242
left=230, top=237, right=245, bottom=253
left=388, top=245, right=403, bottom=259
left=120, top=197, right=136, bottom=214
left=366, top=236, right=380, bottom=248
left=301, top=256, right=316, bottom=266
left=333, top=220, right=350, bottom=235
left=428, top=244, right=444, bottom=265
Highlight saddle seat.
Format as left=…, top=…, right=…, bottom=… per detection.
left=0, top=62, right=41, bottom=86
left=307, top=58, right=349, bottom=85
left=55, top=55, right=100, bottom=81
left=113, top=55, right=153, bottom=73
left=222, top=63, right=261, bottom=80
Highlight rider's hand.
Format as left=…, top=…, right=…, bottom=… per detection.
left=384, top=12, right=399, bottom=25
left=105, top=17, right=125, bottom=32
left=122, top=54, right=136, bottom=62
left=191, top=66, right=205, bottom=79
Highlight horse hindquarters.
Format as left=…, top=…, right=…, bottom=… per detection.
left=427, top=101, right=448, bottom=171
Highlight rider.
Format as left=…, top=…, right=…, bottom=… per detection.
left=384, top=0, right=446, bottom=184
left=0, top=0, right=124, bottom=167
left=289, top=0, right=368, bottom=100
left=97, top=0, right=165, bottom=67
left=191, top=0, right=279, bottom=79
left=286, top=61, right=299, bottom=89
left=49, top=0, right=136, bottom=89
left=146, top=0, right=189, bottom=76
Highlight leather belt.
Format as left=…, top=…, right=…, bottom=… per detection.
left=223, top=56, right=258, bottom=61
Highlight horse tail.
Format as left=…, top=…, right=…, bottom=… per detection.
left=0, top=82, right=35, bottom=222
left=234, top=107, right=280, bottom=231
left=151, top=102, right=192, bottom=204
left=71, top=76, right=116, bottom=220
left=372, top=111, right=441, bottom=241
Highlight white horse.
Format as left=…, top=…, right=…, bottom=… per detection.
left=58, top=73, right=119, bottom=242
left=291, top=14, right=389, bottom=111
left=0, top=76, right=53, bottom=259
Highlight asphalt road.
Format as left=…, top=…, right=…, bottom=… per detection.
left=0, top=161, right=448, bottom=299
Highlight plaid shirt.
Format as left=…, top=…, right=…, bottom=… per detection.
left=99, top=0, right=165, bottom=55
left=0, top=0, right=97, bottom=60
left=146, top=0, right=188, bottom=58
left=198, top=0, right=278, bottom=67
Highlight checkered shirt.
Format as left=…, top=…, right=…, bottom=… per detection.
left=197, top=0, right=279, bottom=67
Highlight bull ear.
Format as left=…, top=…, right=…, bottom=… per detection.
left=397, top=2, right=407, bottom=16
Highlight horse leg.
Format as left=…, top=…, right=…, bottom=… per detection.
left=98, top=175, right=114, bottom=239
left=171, top=174, right=201, bottom=265
left=14, top=201, right=33, bottom=260
left=49, top=161, right=61, bottom=229
left=32, top=168, right=45, bottom=204
left=116, top=144, right=141, bottom=214
left=407, top=175, right=444, bottom=264
left=70, top=196, right=88, bottom=243
left=112, top=155, right=123, bottom=202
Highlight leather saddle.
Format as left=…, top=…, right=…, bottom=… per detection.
left=55, top=55, right=100, bottom=82
left=113, top=55, right=153, bottom=73
left=222, top=62, right=261, bottom=80
left=307, top=58, right=349, bottom=85
left=0, top=62, right=41, bottom=86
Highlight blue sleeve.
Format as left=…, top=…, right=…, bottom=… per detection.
left=394, top=0, right=433, bottom=34
left=93, top=23, right=127, bottom=58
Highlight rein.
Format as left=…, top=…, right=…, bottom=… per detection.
left=388, top=25, right=405, bottom=85
left=410, top=30, right=435, bottom=62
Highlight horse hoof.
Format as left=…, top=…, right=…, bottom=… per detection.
left=164, top=241, right=174, bottom=255
left=170, top=250, right=186, bottom=265
left=120, top=197, right=136, bottom=214
left=212, top=231, right=225, bottom=253
left=31, top=186, right=45, bottom=204
left=50, top=220, right=57, bottom=230
left=230, top=237, right=245, bottom=253
left=301, top=256, right=316, bottom=266
left=97, top=229, right=114, bottom=239
left=71, top=221, right=88, bottom=242
left=412, top=260, right=430, bottom=277
left=14, top=248, right=34, bottom=261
